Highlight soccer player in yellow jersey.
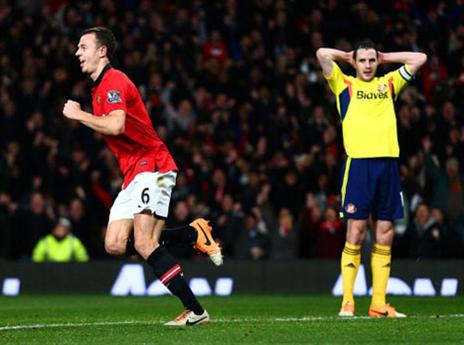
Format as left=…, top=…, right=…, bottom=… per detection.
left=316, top=40, right=427, bottom=318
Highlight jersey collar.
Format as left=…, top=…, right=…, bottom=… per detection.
left=92, top=63, right=112, bottom=87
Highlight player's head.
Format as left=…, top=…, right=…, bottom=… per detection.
left=76, top=27, right=117, bottom=78
left=353, top=39, right=378, bottom=82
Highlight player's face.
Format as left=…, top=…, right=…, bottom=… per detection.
left=75, top=33, right=103, bottom=76
left=354, top=48, right=378, bottom=82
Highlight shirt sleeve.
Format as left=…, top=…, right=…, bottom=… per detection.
left=324, top=62, right=347, bottom=95
left=101, top=75, right=129, bottom=114
left=385, top=65, right=413, bottom=99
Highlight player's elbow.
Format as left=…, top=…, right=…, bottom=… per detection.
left=112, top=122, right=125, bottom=135
left=108, top=116, right=125, bottom=135
left=409, top=53, right=427, bottom=74
left=107, top=111, right=126, bottom=135
left=417, top=52, right=427, bottom=66
left=316, top=48, right=327, bottom=61
left=316, top=48, right=333, bottom=67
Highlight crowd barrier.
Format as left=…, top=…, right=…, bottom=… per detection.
left=1, top=260, right=463, bottom=296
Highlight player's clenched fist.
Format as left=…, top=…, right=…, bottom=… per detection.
left=63, top=100, right=82, bottom=120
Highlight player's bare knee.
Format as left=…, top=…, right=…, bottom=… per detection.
left=381, top=227, right=394, bottom=242
left=348, top=227, right=365, bottom=244
left=376, top=222, right=394, bottom=242
left=105, top=239, right=125, bottom=256
left=385, top=226, right=394, bottom=236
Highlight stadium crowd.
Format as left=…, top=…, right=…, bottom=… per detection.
left=0, top=0, right=463, bottom=261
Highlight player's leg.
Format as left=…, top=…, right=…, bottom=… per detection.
left=121, top=219, right=223, bottom=263
left=114, top=174, right=222, bottom=263
left=134, top=213, right=209, bottom=326
left=339, top=219, right=366, bottom=316
left=132, top=171, right=209, bottom=326
left=369, top=158, right=405, bottom=318
left=370, top=219, right=393, bottom=308
left=160, top=225, right=197, bottom=247
left=161, top=220, right=223, bottom=266
left=338, top=158, right=369, bottom=316
left=368, top=220, right=404, bottom=317
left=104, top=187, right=135, bottom=256
left=105, top=219, right=133, bottom=256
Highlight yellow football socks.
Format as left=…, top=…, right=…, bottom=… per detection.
left=371, top=243, right=391, bottom=307
left=341, top=242, right=361, bottom=305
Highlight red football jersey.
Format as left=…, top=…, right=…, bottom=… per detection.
left=91, top=65, right=178, bottom=188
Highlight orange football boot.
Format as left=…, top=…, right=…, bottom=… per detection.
left=338, top=301, right=355, bottom=317
left=190, top=218, right=223, bottom=266
left=369, top=304, right=406, bottom=318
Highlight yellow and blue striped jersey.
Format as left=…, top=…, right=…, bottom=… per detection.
left=325, top=62, right=412, bottom=158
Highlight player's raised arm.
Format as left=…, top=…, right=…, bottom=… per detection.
left=62, top=100, right=125, bottom=135
left=378, top=51, right=427, bottom=75
left=316, top=48, right=353, bottom=77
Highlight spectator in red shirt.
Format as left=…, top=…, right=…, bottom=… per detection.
left=202, top=30, right=230, bottom=64
left=314, top=207, right=344, bottom=258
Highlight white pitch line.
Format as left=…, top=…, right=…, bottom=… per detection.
left=0, top=320, right=154, bottom=331
left=1, top=314, right=464, bottom=331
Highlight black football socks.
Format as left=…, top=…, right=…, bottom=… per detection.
left=125, top=225, right=197, bottom=256
left=147, top=246, right=204, bottom=315
left=160, top=225, right=198, bottom=247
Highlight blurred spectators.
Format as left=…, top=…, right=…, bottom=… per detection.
left=269, top=207, right=297, bottom=260
left=212, top=193, right=244, bottom=258
left=312, top=207, right=345, bottom=258
left=0, top=0, right=464, bottom=260
left=234, top=207, right=271, bottom=260
left=398, top=203, right=445, bottom=259
left=16, top=192, right=54, bottom=259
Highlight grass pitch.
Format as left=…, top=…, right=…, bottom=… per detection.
left=0, top=295, right=463, bottom=344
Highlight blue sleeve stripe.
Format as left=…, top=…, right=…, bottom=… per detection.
left=339, top=87, right=351, bottom=120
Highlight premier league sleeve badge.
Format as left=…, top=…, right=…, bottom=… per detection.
left=107, top=90, right=122, bottom=103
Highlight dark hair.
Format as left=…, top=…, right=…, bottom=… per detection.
left=353, top=39, right=377, bottom=61
left=81, top=27, right=117, bottom=61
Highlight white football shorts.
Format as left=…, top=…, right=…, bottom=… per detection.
left=108, top=171, right=177, bottom=224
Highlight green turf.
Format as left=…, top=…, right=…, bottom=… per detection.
left=0, top=295, right=463, bottom=344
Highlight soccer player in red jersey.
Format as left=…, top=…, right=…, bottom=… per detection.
left=62, top=27, right=221, bottom=326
